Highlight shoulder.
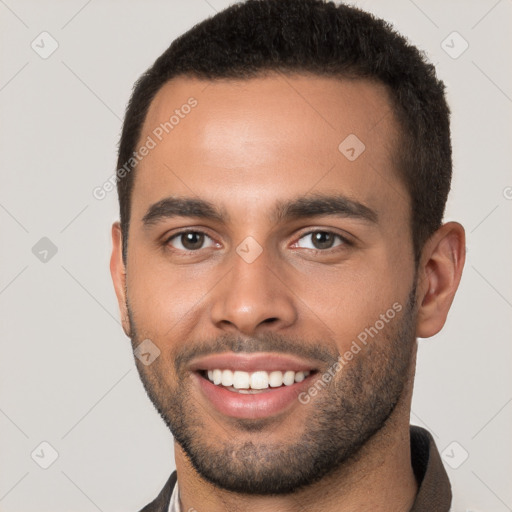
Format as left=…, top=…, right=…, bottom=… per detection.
left=138, top=471, right=177, bottom=512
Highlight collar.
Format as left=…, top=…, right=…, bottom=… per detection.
left=409, top=425, right=452, bottom=511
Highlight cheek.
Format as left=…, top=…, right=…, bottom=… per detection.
left=322, top=263, right=407, bottom=351
left=126, top=260, right=210, bottom=340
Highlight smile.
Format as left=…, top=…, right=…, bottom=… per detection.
left=189, top=352, right=321, bottom=419
left=204, top=369, right=312, bottom=392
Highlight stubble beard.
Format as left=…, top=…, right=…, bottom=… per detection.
left=128, top=285, right=417, bottom=495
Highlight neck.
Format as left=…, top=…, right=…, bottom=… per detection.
left=175, top=348, right=419, bottom=512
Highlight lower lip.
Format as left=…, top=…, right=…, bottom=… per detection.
left=194, top=373, right=314, bottom=419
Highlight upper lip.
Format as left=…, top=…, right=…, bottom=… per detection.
left=189, top=352, right=320, bottom=373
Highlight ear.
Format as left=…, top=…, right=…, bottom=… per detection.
left=415, top=222, right=466, bottom=338
left=110, top=222, right=131, bottom=337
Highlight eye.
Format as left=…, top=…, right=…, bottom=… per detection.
left=166, top=231, right=217, bottom=252
left=294, top=230, right=349, bottom=251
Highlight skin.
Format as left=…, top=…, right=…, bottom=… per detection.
left=110, top=74, right=465, bottom=511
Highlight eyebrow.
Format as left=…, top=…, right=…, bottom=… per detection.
left=142, top=193, right=378, bottom=227
left=273, top=194, right=378, bottom=224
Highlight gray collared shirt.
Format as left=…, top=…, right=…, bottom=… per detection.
left=167, top=479, right=180, bottom=512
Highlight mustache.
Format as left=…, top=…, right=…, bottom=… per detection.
left=173, top=332, right=340, bottom=374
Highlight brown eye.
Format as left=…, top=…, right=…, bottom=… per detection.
left=167, top=231, right=215, bottom=251
left=296, top=231, right=347, bottom=251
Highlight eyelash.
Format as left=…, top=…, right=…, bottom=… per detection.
left=164, top=229, right=353, bottom=254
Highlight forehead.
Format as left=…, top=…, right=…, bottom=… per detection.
left=132, top=73, right=408, bottom=223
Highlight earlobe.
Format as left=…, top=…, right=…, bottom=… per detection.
left=415, top=222, right=466, bottom=338
left=110, top=222, right=131, bottom=337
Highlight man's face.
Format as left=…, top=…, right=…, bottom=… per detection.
left=121, top=75, right=418, bottom=493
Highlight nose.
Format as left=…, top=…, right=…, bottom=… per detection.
left=209, top=246, right=298, bottom=336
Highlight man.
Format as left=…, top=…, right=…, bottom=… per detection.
left=110, top=0, right=465, bottom=510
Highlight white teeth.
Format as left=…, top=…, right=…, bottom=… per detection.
left=212, top=369, right=222, bottom=385
left=221, top=369, right=234, bottom=387
left=294, top=371, right=305, bottom=383
left=250, top=371, right=269, bottom=390
left=268, top=371, right=283, bottom=387
left=205, top=369, right=311, bottom=390
left=283, top=370, right=295, bottom=386
left=233, top=370, right=250, bottom=389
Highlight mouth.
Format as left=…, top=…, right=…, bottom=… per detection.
left=199, top=369, right=312, bottom=393
left=190, top=352, right=320, bottom=419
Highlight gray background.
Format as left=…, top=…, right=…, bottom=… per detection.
left=0, top=0, right=511, bottom=511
